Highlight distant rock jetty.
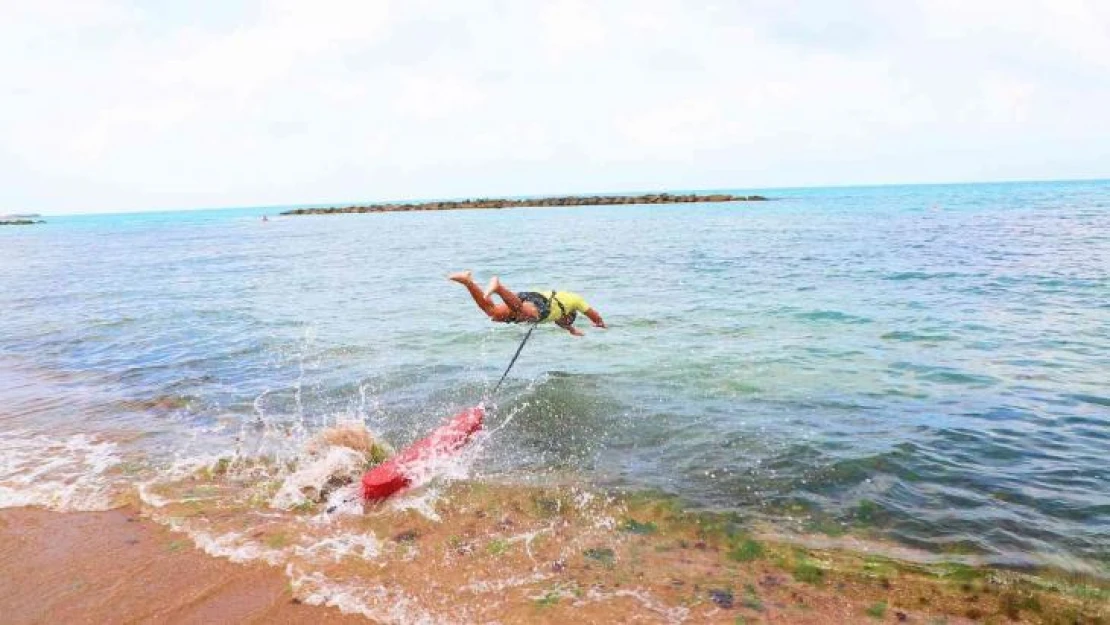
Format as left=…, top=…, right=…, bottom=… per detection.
left=0, top=219, right=44, bottom=226
left=281, top=193, right=768, bottom=216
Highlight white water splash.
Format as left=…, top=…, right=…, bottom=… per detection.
left=135, top=453, right=228, bottom=509
left=506, top=525, right=555, bottom=562
left=287, top=566, right=443, bottom=625
left=136, top=481, right=171, bottom=508
left=270, top=446, right=366, bottom=510
left=293, top=532, right=382, bottom=563
left=183, top=527, right=287, bottom=565
left=0, top=430, right=121, bottom=511
left=316, top=483, right=364, bottom=519
left=461, top=571, right=551, bottom=595
left=129, top=415, right=499, bottom=624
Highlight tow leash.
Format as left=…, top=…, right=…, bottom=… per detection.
left=489, top=320, right=539, bottom=397
left=489, top=290, right=560, bottom=397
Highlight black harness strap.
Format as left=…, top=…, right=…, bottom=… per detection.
left=549, top=291, right=567, bottom=320
left=548, top=291, right=579, bottom=327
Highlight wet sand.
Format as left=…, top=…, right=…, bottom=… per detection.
left=0, top=507, right=369, bottom=624
left=5, top=489, right=1106, bottom=624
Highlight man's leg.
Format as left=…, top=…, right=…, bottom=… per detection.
left=487, top=276, right=537, bottom=319
left=449, top=270, right=496, bottom=317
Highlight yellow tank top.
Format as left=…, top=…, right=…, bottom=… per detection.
left=542, top=291, right=590, bottom=322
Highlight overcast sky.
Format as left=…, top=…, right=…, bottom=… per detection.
left=3, top=0, right=1108, bottom=215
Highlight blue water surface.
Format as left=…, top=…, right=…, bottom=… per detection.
left=2, top=180, right=1108, bottom=572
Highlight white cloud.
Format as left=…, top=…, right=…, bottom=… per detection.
left=0, top=0, right=1107, bottom=214
left=540, top=0, right=606, bottom=64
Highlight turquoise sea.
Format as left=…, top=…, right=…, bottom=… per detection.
left=2, top=180, right=1108, bottom=575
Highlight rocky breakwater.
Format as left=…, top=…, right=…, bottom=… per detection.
left=280, top=192, right=768, bottom=216
left=0, top=219, right=45, bottom=225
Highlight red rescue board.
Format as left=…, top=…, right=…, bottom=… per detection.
left=361, top=405, right=485, bottom=500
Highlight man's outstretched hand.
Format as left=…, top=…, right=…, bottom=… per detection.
left=584, top=308, right=606, bottom=330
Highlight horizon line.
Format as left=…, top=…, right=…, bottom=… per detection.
left=33, top=175, right=1110, bottom=217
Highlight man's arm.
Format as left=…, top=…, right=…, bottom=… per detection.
left=557, top=319, right=585, bottom=336
left=584, top=307, right=606, bottom=328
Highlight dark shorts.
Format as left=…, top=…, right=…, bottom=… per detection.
left=513, top=291, right=550, bottom=322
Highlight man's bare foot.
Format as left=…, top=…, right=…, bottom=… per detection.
left=448, top=270, right=473, bottom=284
left=484, top=275, right=501, bottom=298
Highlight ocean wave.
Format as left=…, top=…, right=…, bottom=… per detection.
left=0, top=430, right=123, bottom=511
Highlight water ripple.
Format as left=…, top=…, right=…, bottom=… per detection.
left=2, top=180, right=1109, bottom=572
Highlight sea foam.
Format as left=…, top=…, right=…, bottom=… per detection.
left=0, top=430, right=122, bottom=511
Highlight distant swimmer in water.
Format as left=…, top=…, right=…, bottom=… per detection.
left=449, top=271, right=606, bottom=337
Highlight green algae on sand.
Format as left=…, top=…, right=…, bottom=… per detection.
left=134, top=463, right=1109, bottom=623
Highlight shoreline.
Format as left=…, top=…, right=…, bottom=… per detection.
left=280, top=192, right=768, bottom=216
left=5, top=479, right=1105, bottom=623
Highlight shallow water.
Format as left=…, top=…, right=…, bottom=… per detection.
left=2, top=180, right=1109, bottom=578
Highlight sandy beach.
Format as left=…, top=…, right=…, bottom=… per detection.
left=0, top=507, right=367, bottom=624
